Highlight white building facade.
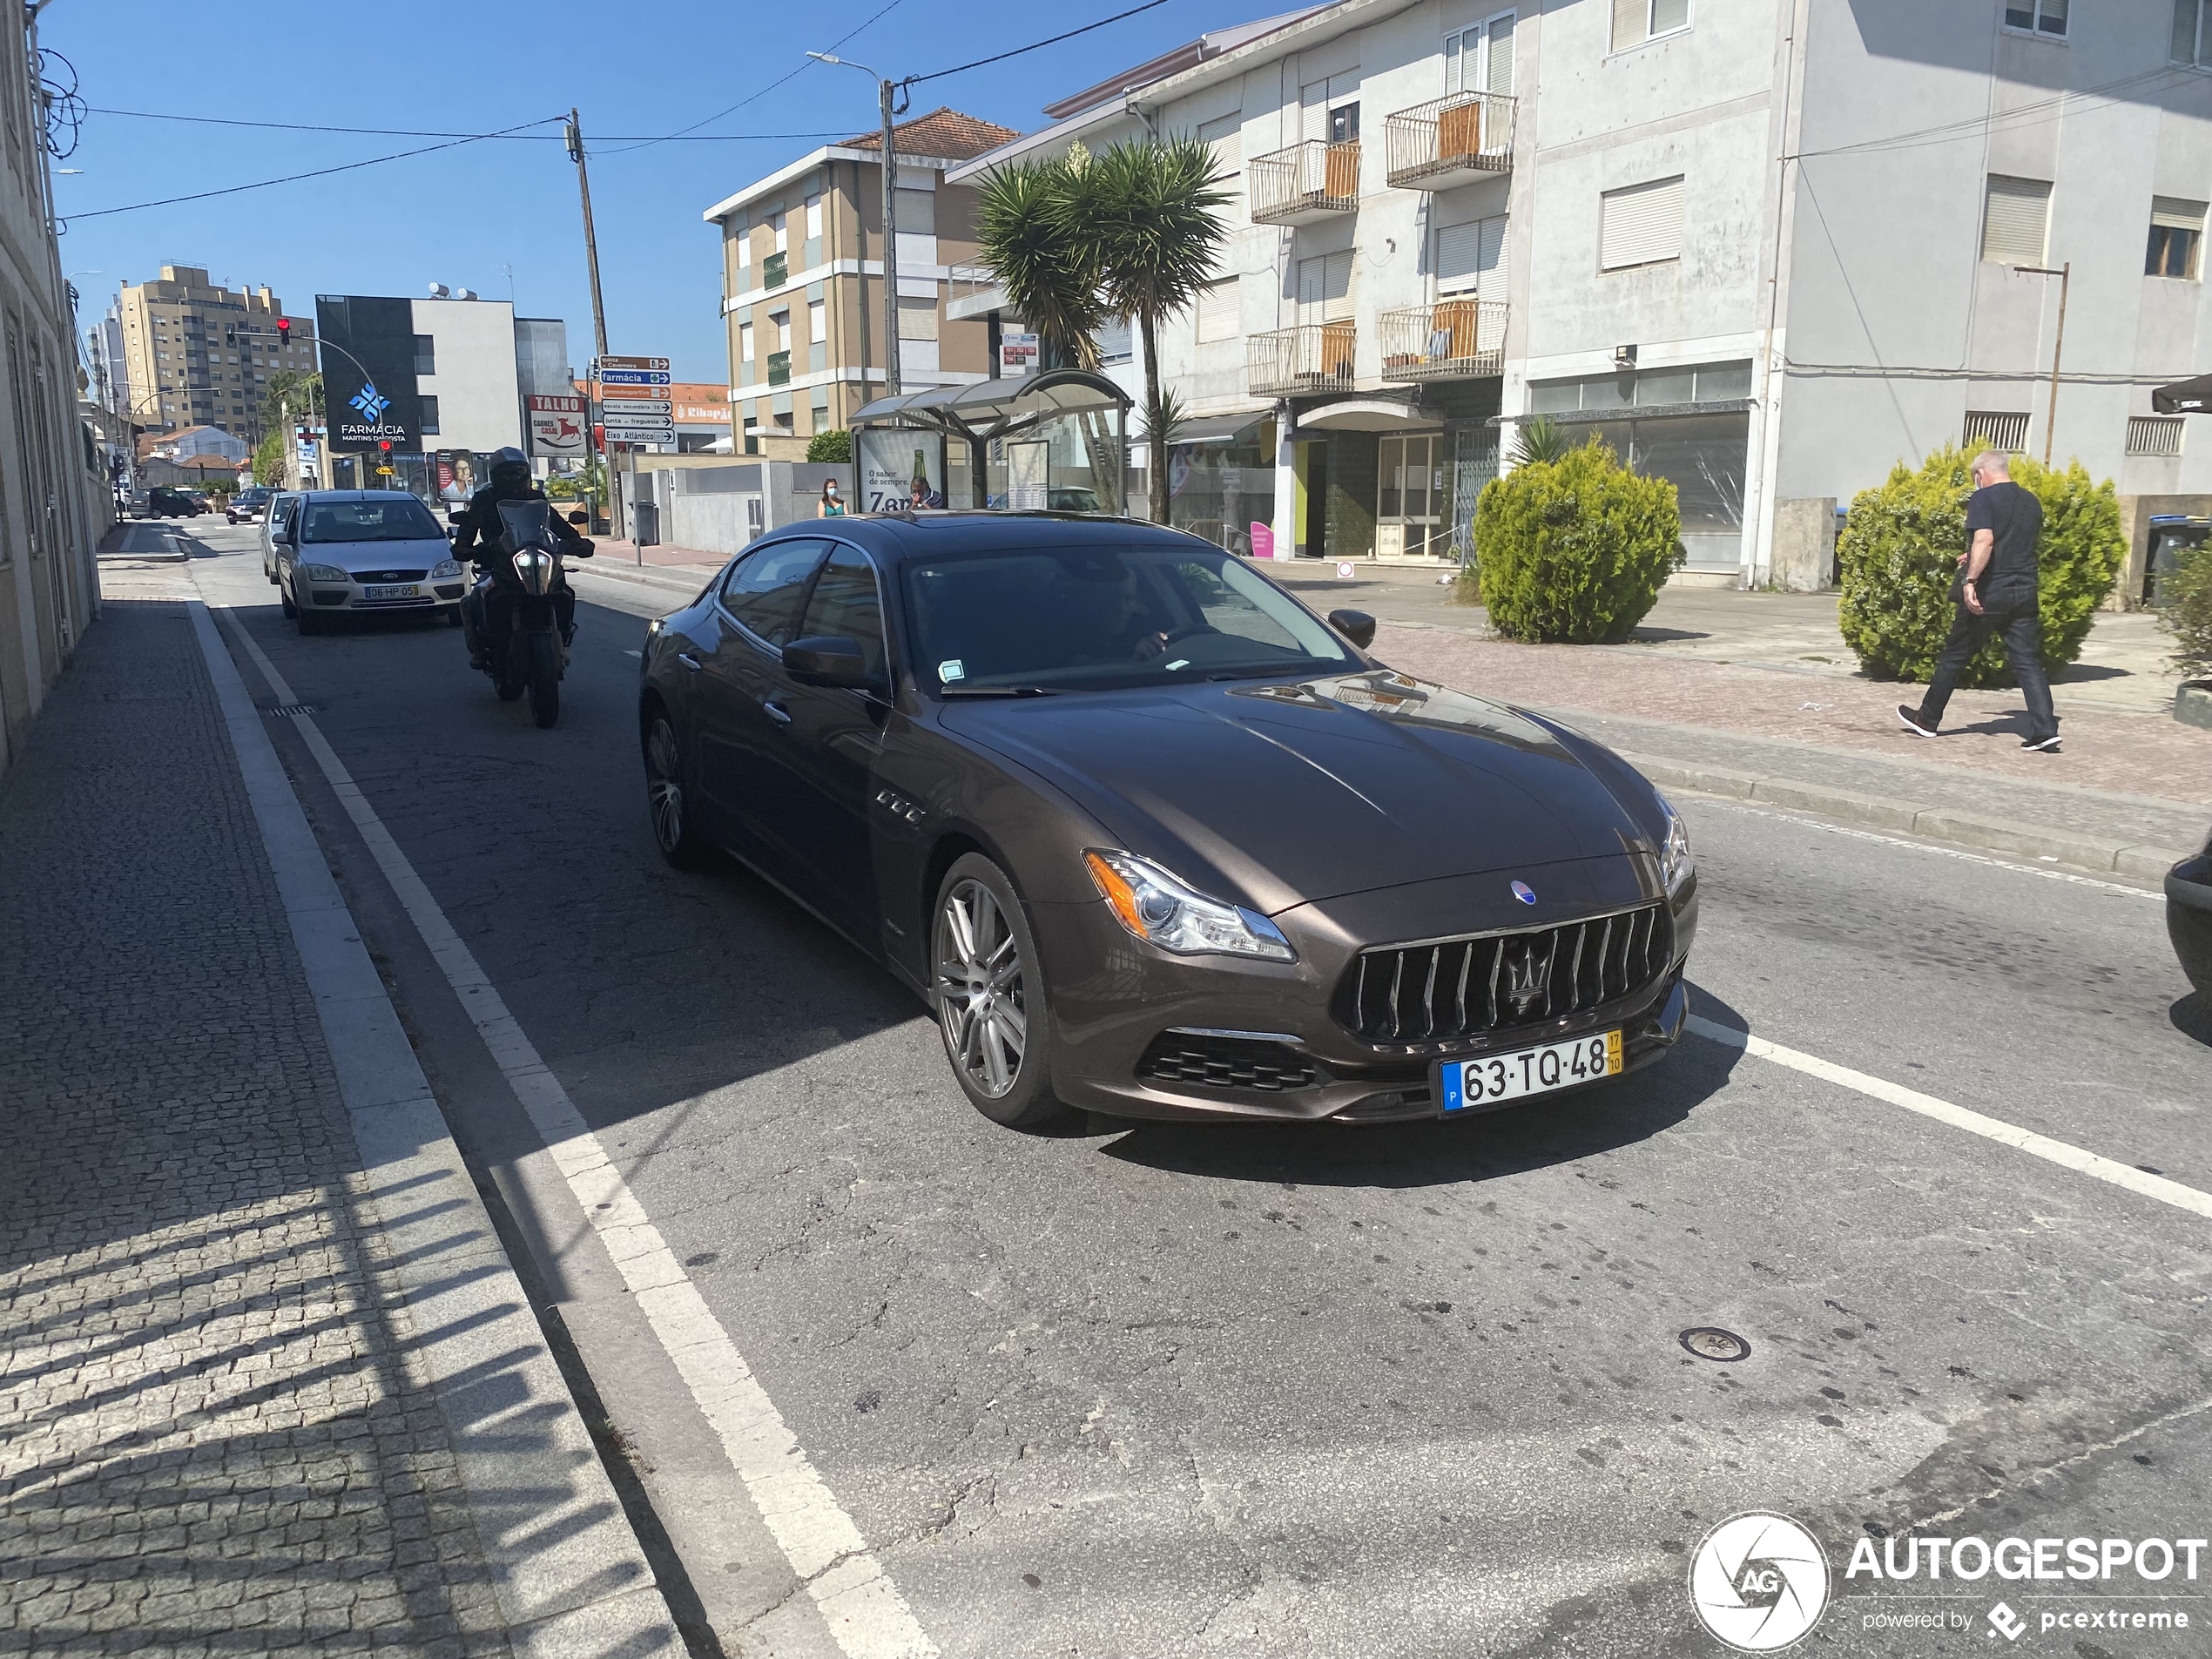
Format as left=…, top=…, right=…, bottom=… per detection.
left=951, top=0, right=2212, bottom=596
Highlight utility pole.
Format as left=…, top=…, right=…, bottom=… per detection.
left=2016, top=261, right=2071, bottom=467
left=566, top=110, right=614, bottom=535
left=810, top=56, right=904, bottom=398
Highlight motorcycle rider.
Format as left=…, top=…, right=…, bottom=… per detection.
left=452, top=447, right=590, bottom=668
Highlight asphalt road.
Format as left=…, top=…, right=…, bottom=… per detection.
left=185, top=522, right=2212, bottom=1659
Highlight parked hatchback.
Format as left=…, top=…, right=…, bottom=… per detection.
left=146, top=486, right=203, bottom=517
left=272, top=491, right=467, bottom=634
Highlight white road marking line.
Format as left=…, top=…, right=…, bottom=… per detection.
left=1694, top=800, right=2163, bottom=900
left=216, top=608, right=938, bottom=1659
left=1685, top=1015, right=2212, bottom=1220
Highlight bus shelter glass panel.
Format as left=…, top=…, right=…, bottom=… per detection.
left=986, top=410, right=1123, bottom=513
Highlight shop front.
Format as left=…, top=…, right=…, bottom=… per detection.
left=1286, top=388, right=1498, bottom=563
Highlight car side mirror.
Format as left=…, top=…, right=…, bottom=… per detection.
left=270, top=529, right=292, bottom=546
left=1328, top=608, right=1378, bottom=650
left=783, top=635, right=870, bottom=688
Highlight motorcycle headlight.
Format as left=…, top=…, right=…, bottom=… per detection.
left=1658, top=795, right=1694, bottom=897
left=1082, top=849, right=1296, bottom=962
left=299, top=563, right=349, bottom=583
left=431, top=558, right=462, bottom=578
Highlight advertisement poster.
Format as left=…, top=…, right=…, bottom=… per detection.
left=1008, top=442, right=1049, bottom=511
left=856, top=428, right=943, bottom=512
left=434, top=451, right=484, bottom=502
left=999, top=333, right=1039, bottom=377
left=314, top=295, right=421, bottom=453
left=528, top=394, right=589, bottom=457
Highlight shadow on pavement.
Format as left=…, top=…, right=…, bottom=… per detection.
left=2168, top=994, right=2212, bottom=1049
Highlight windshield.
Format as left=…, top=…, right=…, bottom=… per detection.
left=496, top=499, right=555, bottom=548
left=903, top=544, right=1360, bottom=694
left=300, top=496, right=444, bottom=543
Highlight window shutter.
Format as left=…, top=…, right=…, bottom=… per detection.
left=1981, top=174, right=2051, bottom=265
left=1298, top=253, right=1354, bottom=324
left=1600, top=176, right=1685, bottom=269
left=1302, top=80, right=1328, bottom=143
left=1444, top=29, right=1465, bottom=91
left=1486, top=15, right=1516, bottom=94
left=1611, top=0, right=1647, bottom=50
left=2152, top=195, right=2207, bottom=232
left=1197, top=279, right=1239, bottom=343
left=1437, top=216, right=1507, bottom=295
left=1479, top=216, right=1508, bottom=297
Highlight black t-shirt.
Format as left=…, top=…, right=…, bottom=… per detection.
left=1964, top=480, right=2041, bottom=601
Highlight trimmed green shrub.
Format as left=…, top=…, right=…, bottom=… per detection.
left=1837, top=445, right=2126, bottom=686
left=806, top=428, right=853, bottom=464
left=1473, top=437, right=1681, bottom=643
left=2161, top=540, right=2212, bottom=678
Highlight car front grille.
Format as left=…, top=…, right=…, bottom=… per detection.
left=1339, top=903, right=1675, bottom=1046
left=354, top=569, right=428, bottom=582
left=1138, top=1032, right=1322, bottom=1093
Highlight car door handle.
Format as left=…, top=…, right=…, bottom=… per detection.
left=765, top=701, right=792, bottom=725
left=677, top=651, right=703, bottom=671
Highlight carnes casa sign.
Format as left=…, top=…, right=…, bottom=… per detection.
left=314, top=295, right=421, bottom=453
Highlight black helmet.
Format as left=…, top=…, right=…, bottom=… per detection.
left=489, top=446, right=530, bottom=489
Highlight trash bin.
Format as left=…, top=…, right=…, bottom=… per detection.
left=631, top=499, right=659, bottom=548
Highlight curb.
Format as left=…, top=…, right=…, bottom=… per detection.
left=570, top=559, right=714, bottom=597
left=1619, top=749, right=2189, bottom=880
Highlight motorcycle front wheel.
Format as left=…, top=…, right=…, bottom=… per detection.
left=526, top=631, right=560, bottom=729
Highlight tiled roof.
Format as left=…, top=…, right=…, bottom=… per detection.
left=843, top=105, right=1022, bottom=162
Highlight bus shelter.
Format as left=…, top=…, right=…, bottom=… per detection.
left=848, top=370, right=1131, bottom=516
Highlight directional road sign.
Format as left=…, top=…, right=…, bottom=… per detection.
left=596, top=354, right=670, bottom=373
left=600, top=369, right=671, bottom=387
left=596, top=398, right=674, bottom=415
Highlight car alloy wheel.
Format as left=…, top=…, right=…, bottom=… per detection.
left=644, top=713, right=706, bottom=868
left=930, top=854, right=1064, bottom=1128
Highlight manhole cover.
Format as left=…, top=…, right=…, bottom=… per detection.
left=1680, top=1326, right=1751, bottom=1363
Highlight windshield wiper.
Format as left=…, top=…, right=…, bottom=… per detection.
left=938, top=685, right=1062, bottom=698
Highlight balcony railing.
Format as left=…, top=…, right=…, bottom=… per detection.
left=1249, top=140, right=1360, bottom=225
left=1248, top=322, right=1356, bottom=397
left=1378, top=299, right=1507, bottom=382
left=1383, top=91, right=1515, bottom=191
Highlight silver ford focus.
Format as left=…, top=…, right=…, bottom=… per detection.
left=272, top=491, right=469, bottom=636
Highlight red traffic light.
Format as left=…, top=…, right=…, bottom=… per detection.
left=276, top=318, right=290, bottom=341
left=378, top=439, right=393, bottom=455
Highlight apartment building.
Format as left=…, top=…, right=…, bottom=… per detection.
left=951, top=0, right=2212, bottom=592
left=1, top=4, right=106, bottom=772
left=115, top=266, right=316, bottom=442
left=701, top=106, right=1020, bottom=452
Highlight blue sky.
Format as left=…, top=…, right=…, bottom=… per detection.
left=47, top=0, right=1227, bottom=383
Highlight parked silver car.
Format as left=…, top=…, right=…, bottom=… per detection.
left=260, top=491, right=304, bottom=583
left=272, top=491, right=467, bottom=635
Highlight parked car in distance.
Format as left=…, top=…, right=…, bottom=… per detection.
left=271, top=491, right=468, bottom=634
left=637, top=513, right=1698, bottom=1131
left=146, top=486, right=204, bottom=517
left=260, top=492, right=303, bottom=583
left=226, top=486, right=273, bottom=525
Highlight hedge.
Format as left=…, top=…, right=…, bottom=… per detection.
left=1473, top=437, right=1681, bottom=644
left=1836, top=445, right=2126, bottom=686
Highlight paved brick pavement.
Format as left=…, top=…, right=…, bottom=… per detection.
left=0, top=601, right=631, bottom=1656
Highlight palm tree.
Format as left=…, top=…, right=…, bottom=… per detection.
left=1061, top=138, right=1231, bottom=524
left=974, top=158, right=1108, bottom=371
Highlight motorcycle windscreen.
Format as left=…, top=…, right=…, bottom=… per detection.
left=497, top=498, right=556, bottom=549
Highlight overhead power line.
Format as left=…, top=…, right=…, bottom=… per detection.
left=907, top=0, right=1174, bottom=84
left=85, top=106, right=848, bottom=142
left=69, top=117, right=563, bottom=219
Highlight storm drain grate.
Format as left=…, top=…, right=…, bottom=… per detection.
left=263, top=705, right=320, bottom=718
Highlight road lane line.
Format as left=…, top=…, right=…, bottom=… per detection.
left=214, top=607, right=938, bottom=1659
left=1685, top=1015, right=2212, bottom=1220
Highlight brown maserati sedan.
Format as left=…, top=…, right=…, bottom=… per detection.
left=637, top=513, right=1697, bottom=1130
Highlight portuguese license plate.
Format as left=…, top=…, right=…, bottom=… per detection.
left=361, top=583, right=418, bottom=600
left=1440, top=1030, right=1622, bottom=1112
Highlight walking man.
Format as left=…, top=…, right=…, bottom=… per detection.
left=1897, top=449, right=2060, bottom=752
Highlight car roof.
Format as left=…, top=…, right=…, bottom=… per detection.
left=773, top=511, right=1210, bottom=569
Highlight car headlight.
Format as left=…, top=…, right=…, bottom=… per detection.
left=430, top=558, right=462, bottom=578
left=1082, top=849, right=1296, bottom=962
left=299, top=563, right=349, bottom=583
left=1658, top=795, right=1694, bottom=897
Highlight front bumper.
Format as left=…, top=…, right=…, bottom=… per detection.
left=307, top=578, right=468, bottom=611
left=1031, top=862, right=1699, bottom=1124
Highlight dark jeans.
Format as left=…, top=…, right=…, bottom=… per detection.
left=1916, top=596, right=2057, bottom=739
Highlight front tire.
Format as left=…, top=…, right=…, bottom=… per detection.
left=526, top=631, right=560, bottom=728
left=644, top=712, right=708, bottom=868
left=931, top=854, right=1066, bottom=1130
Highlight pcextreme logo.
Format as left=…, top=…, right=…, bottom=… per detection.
left=1689, top=1513, right=1832, bottom=1652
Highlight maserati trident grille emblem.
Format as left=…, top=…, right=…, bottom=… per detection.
left=1502, top=938, right=1555, bottom=1017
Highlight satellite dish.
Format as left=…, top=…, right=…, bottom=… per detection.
left=428, top=282, right=450, bottom=297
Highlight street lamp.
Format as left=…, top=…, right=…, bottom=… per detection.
left=808, top=51, right=907, bottom=399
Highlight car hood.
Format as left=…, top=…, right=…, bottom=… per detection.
left=307, top=539, right=453, bottom=573
left=939, top=669, right=1658, bottom=911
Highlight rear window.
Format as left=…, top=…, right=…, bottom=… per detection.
left=300, top=497, right=443, bottom=543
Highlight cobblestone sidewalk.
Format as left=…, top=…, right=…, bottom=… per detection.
left=0, top=601, right=666, bottom=1656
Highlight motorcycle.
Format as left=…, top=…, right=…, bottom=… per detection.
left=464, top=499, right=594, bottom=729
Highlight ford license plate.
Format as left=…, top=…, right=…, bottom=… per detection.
left=361, top=583, right=418, bottom=600
left=1440, top=1030, right=1622, bottom=1112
